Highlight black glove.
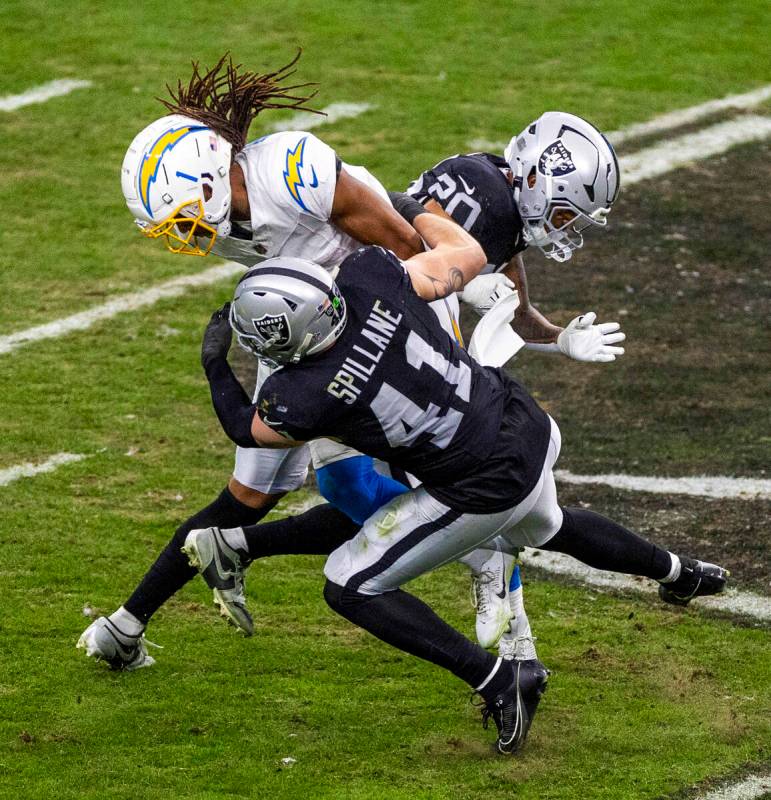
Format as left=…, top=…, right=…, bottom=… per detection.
left=387, top=191, right=428, bottom=225
left=201, top=302, right=233, bottom=373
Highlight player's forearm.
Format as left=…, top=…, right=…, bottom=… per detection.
left=502, top=254, right=562, bottom=343
left=407, top=213, right=486, bottom=300
left=512, top=306, right=564, bottom=344
left=203, top=357, right=261, bottom=448
left=332, top=170, right=422, bottom=259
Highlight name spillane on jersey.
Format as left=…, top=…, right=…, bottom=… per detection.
left=257, top=246, right=550, bottom=513
left=406, top=153, right=526, bottom=271
left=209, top=130, right=390, bottom=269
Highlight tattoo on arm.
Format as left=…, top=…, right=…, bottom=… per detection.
left=426, top=266, right=464, bottom=300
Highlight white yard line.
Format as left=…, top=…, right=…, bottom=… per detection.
left=471, top=115, right=771, bottom=181
left=0, top=261, right=244, bottom=355
left=620, top=114, right=771, bottom=184
left=607, top=84, right=771, bottom=144
left=268, top=102, right=374, bottom=133
left=694, top=774, right=771, bottom=800
left=554, top=470, right=771, bottom=500
left=0, top=452, right=87, bottom=486
left=468, top=84, right=771, bottom=152
left=0, top=79, right=92, bottom=112
left=520, top=549, right=771, bottom=622
left=466, top=136, right=510, bottom=153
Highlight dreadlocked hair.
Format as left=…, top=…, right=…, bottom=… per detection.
left=158, top=51, right=323, bottom=153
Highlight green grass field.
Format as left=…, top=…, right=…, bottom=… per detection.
left=1, top=2, right=770, bottom=798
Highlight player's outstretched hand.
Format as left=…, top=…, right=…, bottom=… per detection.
left=201, top=302, right=233, bottom=371
left=557, top=312, right=626, bottom=363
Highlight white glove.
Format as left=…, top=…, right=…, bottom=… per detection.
left=557, top=312, right=626, bottom=363
left=459, top=273, right=517, bottom=316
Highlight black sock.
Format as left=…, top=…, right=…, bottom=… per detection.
left=241, top=503, right=360, bottom=559
left=324, top=580, right=499, bottom=690
left=542, top=506, right=672, bottom=580
left=123, top=487, right=273, bottom=624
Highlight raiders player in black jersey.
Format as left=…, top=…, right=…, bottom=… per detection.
left=404, top=119, right=625, bottom=659
left=193, top=201, right=728, bottom=754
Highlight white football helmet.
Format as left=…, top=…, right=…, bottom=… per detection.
left=230, top=257, right=347, bottom=367
left=504, top=112, right=620, bottom=262
left=121, top=114, right=233, bottom=256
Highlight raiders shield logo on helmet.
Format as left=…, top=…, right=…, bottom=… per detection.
left=538, top=141, right=576, bottom=177
left=252, top=313, right=291, bottom=346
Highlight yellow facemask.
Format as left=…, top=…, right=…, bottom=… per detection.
left=139, top=199, right=218, bottom=256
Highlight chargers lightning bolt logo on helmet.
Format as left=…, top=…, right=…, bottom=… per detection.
left=538, top=141, right=576, bottom=177
left=138, top=125, right=206, bottom=216
left=283, top=136, right=312, bottom=212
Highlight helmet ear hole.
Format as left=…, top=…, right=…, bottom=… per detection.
left=202, top=184, right=213, bottom=201
left=527, top=166, right=537, bottom=189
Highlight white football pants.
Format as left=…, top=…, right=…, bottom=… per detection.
left=324, top=417, right=563, bottom=594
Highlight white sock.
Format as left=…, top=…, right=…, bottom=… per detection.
left=220, top=526, right=248, bottom=553
left=475, top=657, right=503, bottom=691
left=108, top=606, right=144, bottom=636
left=506, top=566, right=538, bottom=660
left=660, top=553, right=681, bottom=584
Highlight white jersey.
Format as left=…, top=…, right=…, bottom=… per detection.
left=210, top=131, right=389, bottom=269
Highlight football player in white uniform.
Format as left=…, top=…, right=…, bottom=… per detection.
left=75, top=54, right=526, bottom=668
left=77, top=54, right=622, bottom=671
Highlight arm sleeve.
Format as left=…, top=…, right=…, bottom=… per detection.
left=203, top=357, right=260, bottom=448
left=316, top=455, right=410, bottom=525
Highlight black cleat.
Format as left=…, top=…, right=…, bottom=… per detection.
left=659, top=557, right=729, bottom=606
left=480, top=658, right=549, bottom=754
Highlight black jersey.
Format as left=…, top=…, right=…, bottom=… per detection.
left=406, top=153, right=526, bottom=270
left=257, top=246, right=550, bottom=513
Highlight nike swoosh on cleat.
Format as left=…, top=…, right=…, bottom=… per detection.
left=105, top=630, right=136, bottom=660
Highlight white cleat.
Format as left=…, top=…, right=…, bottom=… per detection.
left=182, top=526, right=253, bottom=636
left=471, top=550, right=515, bottom=649
left=499, top=634, right=539, bottom=662
left=77, top=617, right=157, bottom=671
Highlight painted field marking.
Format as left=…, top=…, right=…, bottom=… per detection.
left=619, top=114, right=771, bottom=184
left=554, top=470, right=771, bottom=500
left=695, top=773, right=771, bottom=800
left=520, top=549, right=771, bottom=622
left=607, top=84, right=771, bottom=144
left=0, top=79, right=92, bottom=112
left=0, top=452, right=87, bottom=486
left=468, top=83, right=771, bottom=152
left=268, top=102, right=374, bottom=133
left=264, top=489, right=771, bottom=621
left=0, top=261, right=244, bottom=355
left=470, top=116, right=771, bottom=186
